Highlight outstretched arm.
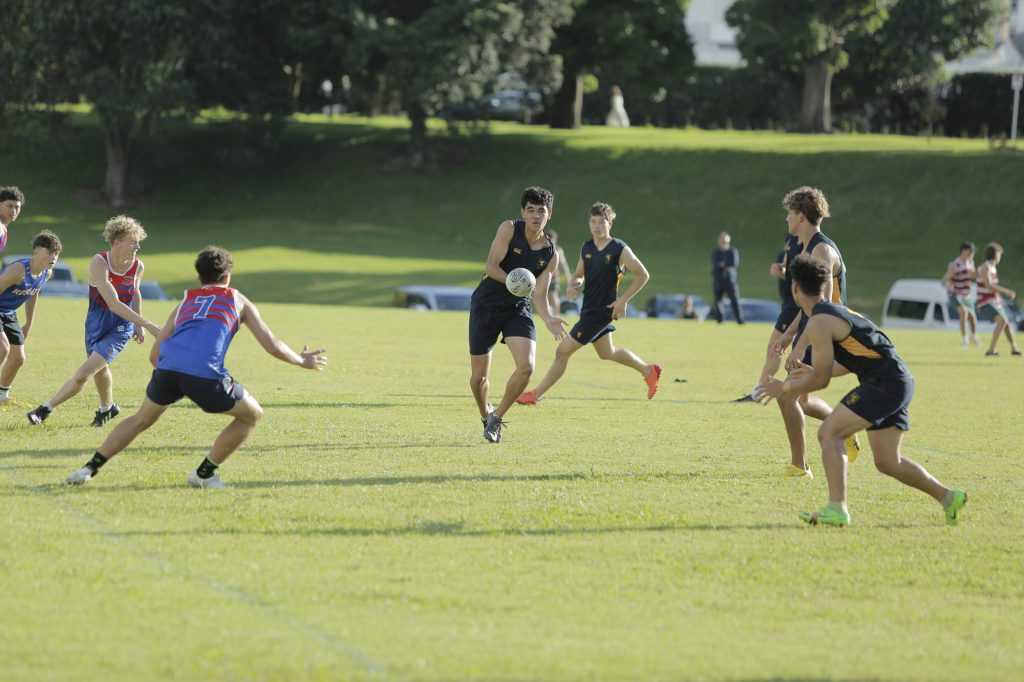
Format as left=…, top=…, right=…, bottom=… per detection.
left=149, top=305, right=181, bottom=367
left=531, top=253, right=567, bottom=341
left=239, top=293, right=327, bottom=370
left=609, top=246, right=649, bottom=320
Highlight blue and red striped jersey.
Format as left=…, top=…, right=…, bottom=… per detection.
left=157, top=286, right=241, bottom=379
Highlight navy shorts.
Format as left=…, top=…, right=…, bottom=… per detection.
left=1, top=312, right=25, bottom=345
left=839, top=374, right=914, bottom=431
left=774, top=301, right=801, bottom=334
left=469, top=303, right=535, bottom=355
left=569, top=311, right=615, bottom=345
left=146, top=368, right=247, bottom=414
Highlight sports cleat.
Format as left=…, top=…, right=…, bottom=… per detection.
left=91, top=404, right=121, bottom=427
left=187, top=470, right=227, bottom=489
left=731, top=393, right=758, bottom=403
left=782, top=464, right=813, bottom=479
left=1013, top=349, right=1022, bottom=356
left=27, top=405, right=52, bottom=425
left=644, top=364, right=662, bottom=400
left=483, top=413, right=505, bottom=443
left=480, top=403, right=495, bottom=426
left=944, top=489, right=968, bottom=526
left=0, top=393, right=8, bottom=405
left=66, top=467, right=93, bottom=486
left=844, top=433, right=861, bottom=464
left=985, top=350, right=998, bottom=356
left=970, top=335, right=981, bottom=346
left=799, top=506, right=850, bottom=527
left=516, top=390, right=540, bottom=406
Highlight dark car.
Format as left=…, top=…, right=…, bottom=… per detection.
left=450, top=90, right=543, bottom=123
left=393, top=285, right=474, bottom=312
left=644, top=294, right=710, bottom=320
left=718, top=298, right=782, bottom=323
left=139, top=280, right=171, bottom=301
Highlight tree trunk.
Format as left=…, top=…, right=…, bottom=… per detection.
left=549, top=72, right=583, bottom=129
left=407, top=101, right=427, bottom=168
left=103, top=125, right=132, bottom=208
left=800, top=54, right=834, bottom=133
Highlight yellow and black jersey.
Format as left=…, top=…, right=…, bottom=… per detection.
left=811, top=301, right=909, bottom=382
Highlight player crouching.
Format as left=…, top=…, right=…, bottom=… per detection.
left=760, top=255, right=966, bottom=527
left=65, top=246, right=326, bottom=489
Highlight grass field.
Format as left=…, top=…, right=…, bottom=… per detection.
left=1, top=298, right=1021, bottom=681
left=4, top=114, right=1023, bottom=316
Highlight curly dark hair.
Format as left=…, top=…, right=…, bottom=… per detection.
left=789, top=254, right=830, bottom=296
left=195, top=246, right=234, bottom=284
left=520, top=186, right=554, bottom=210
left=32, top=230, right=62, bottom=254
left=589, top=202, right=616, bottom=222
left=0, top=186, right=25, bottom=203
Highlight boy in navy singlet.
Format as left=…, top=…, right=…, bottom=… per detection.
left=469, top=186, right=567, bottom=443
left=27, top=216, right=162, bottom=426
left=761, top=255, right=967, bottom=527
left=65, top=246, right=326, bottom=488
left=517, top=202, right=660, bottom=405
left=0, top=230, right=61, bottom=404
left=0, top=186, right=25, bottom=258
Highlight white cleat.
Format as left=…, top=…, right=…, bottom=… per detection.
left=66, top=467, right=93, bottom=486
left=187, top=470, right=227, bottom=489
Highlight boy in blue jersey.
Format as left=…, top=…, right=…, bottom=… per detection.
left=65, top=246, right=327, bottom=488
left=761, top=255, right=967, bottom=527
left=0, top=230, right=61, bottom=404
left=517, top=202, right=660, bottom=405
left=469, top=186, right=567, bottom=443
left=0, top=186, right=25, bottom=256
left=27, top=216, right=162, bottom=426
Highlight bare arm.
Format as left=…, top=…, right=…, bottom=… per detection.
left=149, top=305, right=181, bottom=367
left=609, top=246, right=649, bottom=320
left=238, top=292, right=327, bottom=370
left=0, top=262, right=25, bottom=292
left=557, top=246, right=572, bottom=281
left=811, top=242, right=839, bottom=303
left=530, top=254, right=568, bottom=341
left=768, top=316, right=837, bottom=397
left=483, top=221, right=516, bottom=284
left=89, top=255, right=161, bottom=335
left=131, top=262, right=146, bottom=343
left=565, top=257, right=585, bottom=301
left=940, top=263, right=956, bottom=289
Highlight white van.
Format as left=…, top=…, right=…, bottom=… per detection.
left=881, top=279, right=996, bottom=331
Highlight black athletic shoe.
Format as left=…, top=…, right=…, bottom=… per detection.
left=27, top=405, right=52, bottom=425
left=483, top=413, right=505, bottom=443
left=91, top=404, right=121, bottom=427
left=732, top=393, right=757, bottom=403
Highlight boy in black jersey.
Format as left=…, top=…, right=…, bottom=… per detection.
left=516, top=202, right=660, bottom=405
left=762, top=255, right=967, bottom=527
left=469, top=186, right=567, bottom=443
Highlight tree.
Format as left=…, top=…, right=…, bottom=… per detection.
left=343, top=0, right=574, bottom=163
left=727, top=0, right=893, bottom=133
left=548, top=0, right=694, bottom=129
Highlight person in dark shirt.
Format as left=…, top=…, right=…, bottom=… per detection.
left=710, top=232, right=742, bottom=323
left=761, top=255, right=967, bottom=528
left=515, top=202, right=661, bottom=405
left=468, top=186, right=567, bottom=443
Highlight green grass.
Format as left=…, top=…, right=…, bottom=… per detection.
left=3, top=114, right=1023, bottom=317
left=1, top=299, right=1021, bottom=681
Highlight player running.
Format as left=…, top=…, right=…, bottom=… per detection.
left=0, top=231, right=61, bottom=404
left=65, top=246, right=326, bottom=488
left=940, top=241, right=980, bottom=347
left=27, top=215, right=162, bottom=426
left=469, top=186, right=566, bottom=443
left=976, top=242, right=1020, bottom=357
left=0, top=186, right=25, bottom=258
left=761, top=255, right=967, bottom=527
left=516, top=202, right=660, bottom=405
left=761, top=187, right=859, bottom=478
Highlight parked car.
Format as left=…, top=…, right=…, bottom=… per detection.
left=717, top=298, right=782, bottom=323
left=393, top=285, right=474, bottom=311
left=644, top=294, right=710, bottom=320
left=2, top=255, right=89, bottom=298
left=450, top=90, right=543, bottom=123
left=560, top=295, right=644, bottom=318
left=881, top=279, right=1016, bottom=331
left=139, top=279, right=170, bottom=301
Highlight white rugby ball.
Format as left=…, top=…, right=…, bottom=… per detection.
left=506, top=267, right=536, bottom=297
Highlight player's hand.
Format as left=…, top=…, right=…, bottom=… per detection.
left=1008, top=289, right=1017, bottom=301
left=300, top=345, right=328, bottom=371
left=607, top=299, right=628, bottom=320
left=769, top=263, right=783, bottom=278
left=133, top=327, right=146, bottom=344
left=787, top=361, right=813, bottom=380
left=566, top=280, right=582, bottom=301
left=784, top=350, right=808, bottom=373
left=769, top=340, right=788, bottom=358
left=545, top=317, right=568, bottom=341
left=21, top=324, right=31, bottom=340
left=759, top=377, right=786, bottom=399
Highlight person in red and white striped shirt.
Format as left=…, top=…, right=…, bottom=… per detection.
left=941, top=241, right=979, bottom=347
left=976, top=242, right=1020, bottom=357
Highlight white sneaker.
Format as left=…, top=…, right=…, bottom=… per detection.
left=971, top=335, right=982, bottom=346
left=66, top=467, right=93, bottom=485
left=187, top=470, right=227, bottom=489
left=960, top=337, right=969, bottom=347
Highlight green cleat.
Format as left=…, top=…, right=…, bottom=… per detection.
left=799, top=506, right=850, bottom=527
left=944, top=490, right=968, bottom=526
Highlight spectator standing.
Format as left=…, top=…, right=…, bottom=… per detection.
left=711, top=231, right=743, bottom=324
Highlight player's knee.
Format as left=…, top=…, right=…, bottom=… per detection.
left=873, top=455, right=899, bottom=476
left=816, top=425, right=839, bottom=447
left=470, top=374, right=487, bottom=388
left=250, top=403, right=264, bottom=424
left=515, top=362, right=535, bottom=378
left=595, top=346, right=614, bottom=360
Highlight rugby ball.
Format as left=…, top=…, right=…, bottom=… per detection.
left=506, top=267, right=536, bottom=297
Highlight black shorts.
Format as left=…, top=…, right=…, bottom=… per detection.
left=839, top=374, right=914, bottom=431
left=774, top=301, right=801, bottom=334
left=468, top=303, right=535, bottom=355
left=569, top=310, right=615, bottom=345
left=145, top=368, right=247, bottom=414
left=0, top=312, right=25, bottom=345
